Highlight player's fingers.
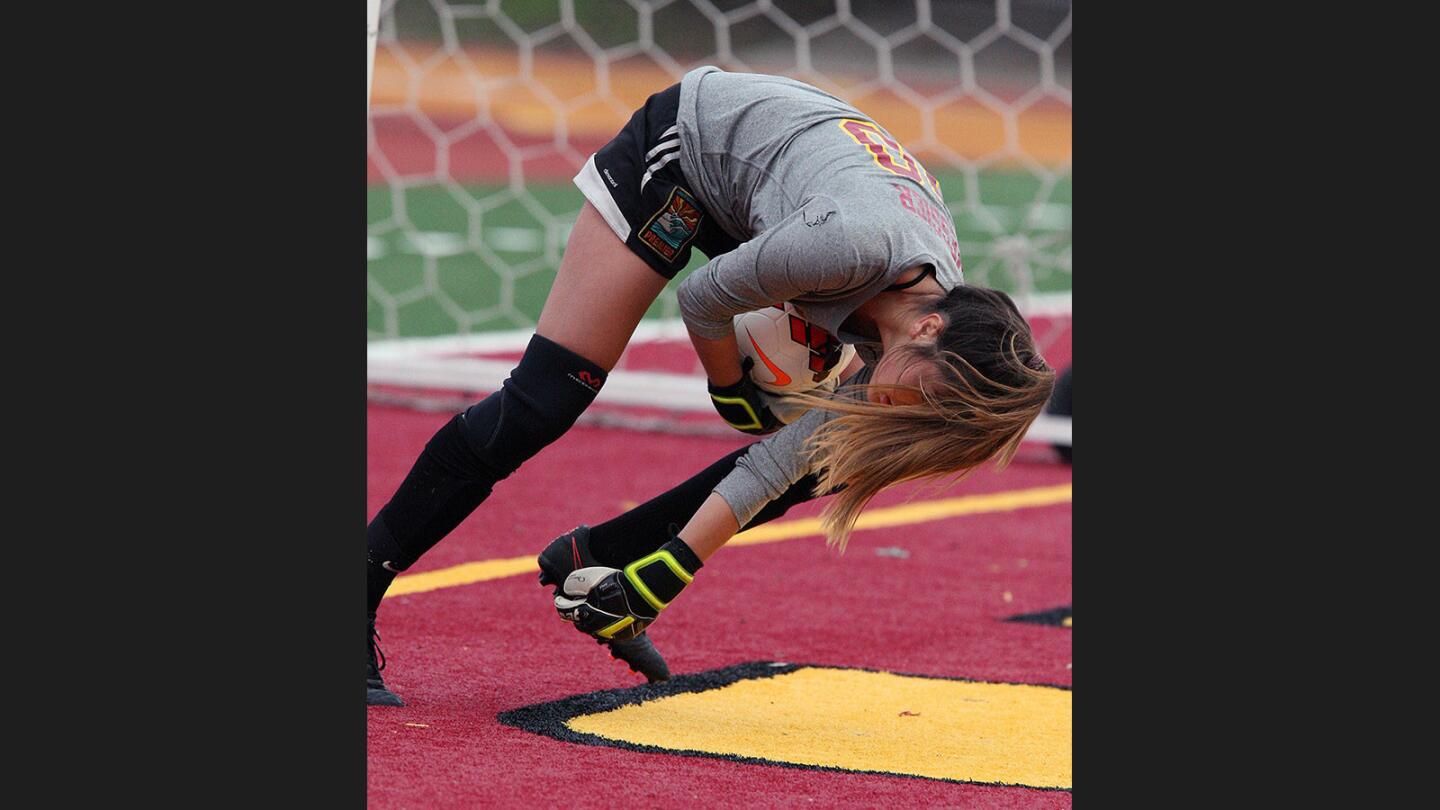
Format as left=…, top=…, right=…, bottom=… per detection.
left=560, top=566, right=619, bottom=598
left=554, top=594, right=587, bottom=620
left=572, top=604, right=635, bottom=637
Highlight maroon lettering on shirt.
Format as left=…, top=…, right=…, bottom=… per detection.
left=894, top=184, right=961, bottom=267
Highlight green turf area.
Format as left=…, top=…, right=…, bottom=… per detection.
left=367, top=172, right=1071, bottom=339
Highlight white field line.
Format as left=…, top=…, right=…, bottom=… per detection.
left=1023, top=413, right=1071, bottom=446
left=367, top=356, right=712, bottom=410
left=367, top=359, right=1071, bottom=447
left=366, top=318, right=695, bottom=360
left=366, top=293, right=1072, bottom=446
left=1014, top=291, right=1073, bottom=318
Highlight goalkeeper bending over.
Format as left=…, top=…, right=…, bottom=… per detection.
left=541, top=285, right=1049, bottom=679
left=368, top=67, right=1053, bottom=704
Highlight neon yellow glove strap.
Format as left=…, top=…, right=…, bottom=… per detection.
left=596, top=616, right=636, bottom=639
left=710, top=393, right=764, bottom=431
left=623, top=549, right=696, bottom=613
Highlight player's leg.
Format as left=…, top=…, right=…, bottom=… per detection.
left=368, top=79, right=724, bottom=704
left=367, top=209, right=662, bottom=704
left=367, top=206, right=665, bottom=702
left=368, top=203, right=662, bottom=579
left=369, top=78, right=712, bottom=611
left=534, top=206, right=669, bottom=369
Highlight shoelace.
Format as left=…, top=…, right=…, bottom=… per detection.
left=369, top=623, right=387, bottom=672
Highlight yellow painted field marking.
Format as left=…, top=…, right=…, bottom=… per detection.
left=386, top=556, right=540, bottom=597
left=727, top=483, right=1071, bottom=547
left=567, top=667, right=1072, bottom=789
left=385, top=483, right=1070, bottom=599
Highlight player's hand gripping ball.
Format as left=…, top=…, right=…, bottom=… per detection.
left=554, top=542, right=701, bottom=642
left=707, top=357, right=783, bottom=435
left=733, top=303, right=857, bottom=423
left=554, top=567, right=656, bottom=641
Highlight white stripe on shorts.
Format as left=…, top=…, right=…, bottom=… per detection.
left=645, top=137, right=680, bottom=162
left=573, top=154, right=632, bottom=242
left=639, top=151, right=682, bottom=192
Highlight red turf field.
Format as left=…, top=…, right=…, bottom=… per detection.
left=366, top=400, right=1072, bottom=807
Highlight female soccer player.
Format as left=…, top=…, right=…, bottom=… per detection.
left=367, top=67, right=1054, bottom=705
left=538, top=283, right=1050, bottom=681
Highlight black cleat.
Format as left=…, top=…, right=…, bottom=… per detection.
left=367, top=613, right=405, bottom=707
left=603, top=634, right=670, bottom=682
left=537, top=524, right=600, bottom=588
left=538, top=526, right=671, bottom=683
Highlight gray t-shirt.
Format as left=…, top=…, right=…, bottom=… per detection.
left=674, top=67, right=963, bottom=355
left=672, top=67, right=963, bottom=525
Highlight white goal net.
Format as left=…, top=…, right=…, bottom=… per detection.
left=367, top=0, right=1071, bottom=445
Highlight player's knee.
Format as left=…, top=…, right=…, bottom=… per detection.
left=458, top=334, right=607, bottom=480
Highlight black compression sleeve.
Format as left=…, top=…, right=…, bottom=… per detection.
left=586, top=444, right=826, bottom=568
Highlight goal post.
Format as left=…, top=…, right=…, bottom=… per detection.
left=368, top=0, right=381, bottom=109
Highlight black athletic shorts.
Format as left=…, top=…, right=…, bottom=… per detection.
left=573, top=82, right=741, bottom=279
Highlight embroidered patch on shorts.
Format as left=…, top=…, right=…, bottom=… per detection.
left=639, top=187, right=703, bottom=262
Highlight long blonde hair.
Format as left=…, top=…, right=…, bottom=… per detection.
left=787, top=286, right=1056, bottom=551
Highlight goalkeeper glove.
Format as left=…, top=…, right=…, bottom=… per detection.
left=554, top=535, right=703, bottom=641
left=708, top=357, right=782, bottom=435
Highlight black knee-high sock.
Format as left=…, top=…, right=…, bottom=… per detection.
left=368, top=334, right=606, bottom=612
left=586, top=444, right=829, bottom=569
left=367, top=415, right=494, bottom=613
